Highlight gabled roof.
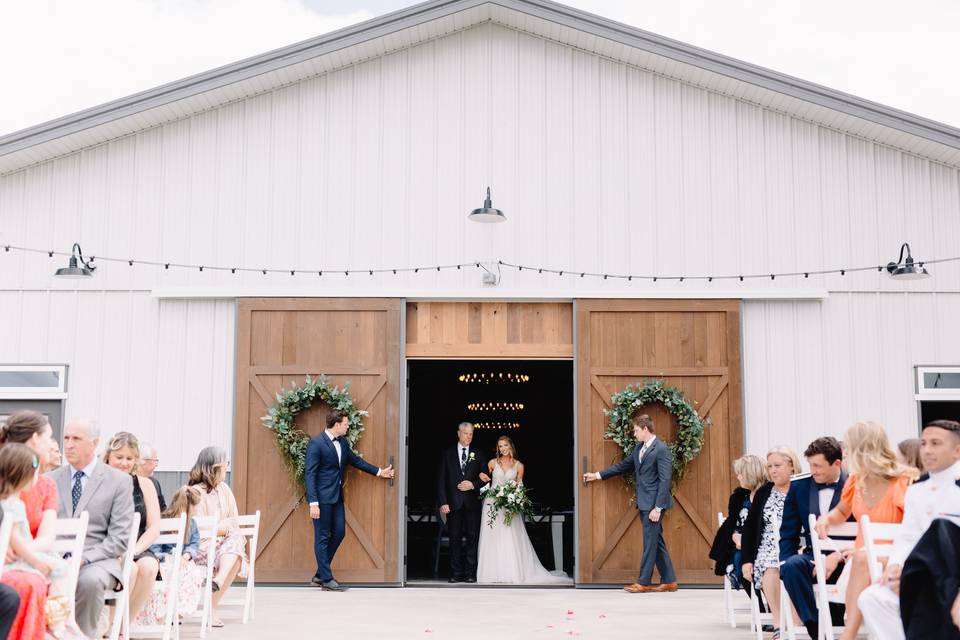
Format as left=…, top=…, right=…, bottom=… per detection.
left=3, top=0, right=960, bottom=174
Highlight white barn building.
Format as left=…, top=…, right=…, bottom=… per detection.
left=1, top=0, right=958, bottom=585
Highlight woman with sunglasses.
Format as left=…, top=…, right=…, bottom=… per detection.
left=188, top=446, right=247, bottom=628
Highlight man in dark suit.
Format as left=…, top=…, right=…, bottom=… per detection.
left=584, top=414, right=678, bottom=593
left=437, top=422, right=484, bottom=582
left=305, top=409, right=395, bottom=591
left=779, top=436, right=849, bottom=639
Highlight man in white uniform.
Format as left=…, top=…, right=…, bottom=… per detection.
left=858, top=419, right=960, bottom=640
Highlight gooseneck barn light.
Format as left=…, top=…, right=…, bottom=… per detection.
left=468, top=187, right=506, bottom=223
left=886, top=243, right=930, bottom=280
left=54, top=243, right=96, bottom=279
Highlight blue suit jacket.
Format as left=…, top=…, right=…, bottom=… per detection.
left=778, top=470, right=849, bottom=561
left=599, top=438, right=673, bottom=511
left=305, top=432, right=379, bottom=505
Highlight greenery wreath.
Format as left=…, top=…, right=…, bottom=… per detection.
left=603, top=378, right=710, bottom=491
left=261, top=375, right=366, bottom=488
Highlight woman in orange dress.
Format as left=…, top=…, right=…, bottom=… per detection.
left=0, top=411, right=58, bottom=640
left=815, top=421, right=917, bottom=640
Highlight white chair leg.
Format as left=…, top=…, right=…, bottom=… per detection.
left=724, top=577, right=736, bottom=628
left=750, top=587, right=764, bottom=640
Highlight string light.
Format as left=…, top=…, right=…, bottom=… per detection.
left=458, top=372, right=530, bottom=384
left=473, top=421, right=521, bottom=430
left=466, top=402, right=525, bottom=411
left=3, top=243, right=957, bottom=283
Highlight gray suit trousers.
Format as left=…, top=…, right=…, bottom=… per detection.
left=638, top=510, right=677, bottom=585
left=74, top=560, right=119, bottom=637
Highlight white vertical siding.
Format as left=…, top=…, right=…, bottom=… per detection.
left=0, top=22, right=958, bottom=470
left=742, top=293, right=960, bottom=468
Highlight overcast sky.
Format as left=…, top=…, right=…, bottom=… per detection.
left=2, top=0, right=957, bottom=137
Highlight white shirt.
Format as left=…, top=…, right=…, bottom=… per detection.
left=459, top=445, right=471, bottom=467
left=889, top=460, right=960, bottom=567
left=70, top=458, right=98, bottom=495
left=818, top=478, right=840, bottom=518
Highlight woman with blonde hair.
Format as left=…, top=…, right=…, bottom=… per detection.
left=710, top=455, right=769, bottom=594
left=742, top=446, right=801, bottom=640
left=102, top=431, right=162, bottom=623
left=815, top=421, right=917, bottom=640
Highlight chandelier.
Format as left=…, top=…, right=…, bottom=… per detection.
left=473, top=421, right=521, bottom=430
left=467, top=401, right=524, bottom=411
left=458, top=372, right=530, bottom=383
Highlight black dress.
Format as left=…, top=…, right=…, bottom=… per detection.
left=132, top=475, right=156, bottom=561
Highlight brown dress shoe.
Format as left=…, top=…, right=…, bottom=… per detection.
left=623, top=583, right=657, bottom=593
left=655, top=582, right=679, bottom=592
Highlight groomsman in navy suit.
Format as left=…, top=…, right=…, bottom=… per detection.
left=305, top=409, right=395, bottom=591
left=779, top=436, right=850, bottom=639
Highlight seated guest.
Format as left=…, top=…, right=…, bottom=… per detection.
left=47, top=440, right=62, bottom=470
left=858, top=419, right=960, bottom=640
left=0, top=410, right=62, bottom=639
left=138, top=441, right=167, bottom=512
left=188, top=447, right=248, bottom=628
left=138, top=485, right=206, bottom=626
left=900, top=518, right=960, bottom=639
left=103, top=431, right=162, bottom=623
left=742, top=446, right=801, bottom=640
left=896, top=438, right=923, bottom=474
left=780, top=436, right=849, bottom=639
left=815, top=421, right=918, bottom=640
left=710, top=454, right=767, bottom=597
left=0, top=443, right=83, bottom=639
left=47, top=418, right=135, bottom=639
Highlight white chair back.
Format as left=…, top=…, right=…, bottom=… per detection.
left=748, top=516, right=781, bottom=640
left=0, top=517, right=13, bottom=580
left=52, top=511, right=89, bottom=598
left=860, top=515, right=901, bottom=582
left=194, top=515, right=218, bottom=639
left=217, top=511, right=260, bottom=624
left=105, top=511, right=142, bottom=640
left=808, top=514, right=858, bottom=640
left=128, top=513, right=187, bottom=640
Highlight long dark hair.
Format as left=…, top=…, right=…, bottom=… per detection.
left=0, top=443, right=39, bottom=499
left=188, top=446, right=228, bottom=491
left=0, top=410, right=50, bottom=445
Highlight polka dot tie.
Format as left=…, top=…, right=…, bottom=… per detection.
left=71, top=470, right=84, bottom=513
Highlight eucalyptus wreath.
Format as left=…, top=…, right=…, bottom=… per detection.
left=261, top=375, right=366, bottom=488
left=603, top=378, right=710, bottom=490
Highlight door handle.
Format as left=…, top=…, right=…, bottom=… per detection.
left=388, top=455, right=395, bottom=488
left=582, top=455, right=589, bottom=487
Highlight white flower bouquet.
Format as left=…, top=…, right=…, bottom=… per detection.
left=479, top=479, right=532, bottom=527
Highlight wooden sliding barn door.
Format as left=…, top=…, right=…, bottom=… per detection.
left=576, top=299, right=743, bottom=584
left=234, top=298, right=401, bottom=583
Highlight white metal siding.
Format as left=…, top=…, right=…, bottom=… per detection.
left=1, top=23, right=958, bottom=468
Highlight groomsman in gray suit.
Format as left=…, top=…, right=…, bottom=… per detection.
left=47, top=418, right=134, bottom=638
left=584, top=414, right=678, bottom=593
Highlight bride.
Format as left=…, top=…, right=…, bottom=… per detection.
left=476, top=436, right=569, bottom=584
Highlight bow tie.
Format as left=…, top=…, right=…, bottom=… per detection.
left=815, top=481, right=839, bottom=491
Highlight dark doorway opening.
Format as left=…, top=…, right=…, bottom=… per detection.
left=404, top=359, right=575, bottom=582
left=920, top=400, right=960, bottom=425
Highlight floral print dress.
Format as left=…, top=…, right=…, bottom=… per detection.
left=753, top=488, right=787, bottom=588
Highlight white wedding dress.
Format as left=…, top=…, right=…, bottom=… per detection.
left=476, top=462, right=570, bottom=584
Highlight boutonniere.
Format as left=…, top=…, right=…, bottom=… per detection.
left=468, top=452, right=476, bottom=462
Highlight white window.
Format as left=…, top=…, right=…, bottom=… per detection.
left=0, top=365, right=68, bottom=399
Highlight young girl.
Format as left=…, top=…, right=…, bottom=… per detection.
left=0, top=443, right=83, bottom=639
left=135, top=486, right=206, bottom=626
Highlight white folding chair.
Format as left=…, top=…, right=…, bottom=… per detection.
left=215, top=511, right=260, bottom=624
left=860, top=515, right=901, bottom=583
left=717, top=511, right=753, bottom=629
left=0, top=517, right=13, bottom=580
left=128, top=513, right=187, bottom=640
left=51, top=512, right=90, bottom=602
left=194, top=515, right=218, bottom=639
left=809, top=514, right=859, bottom=640
left=104, top=512, right=141, bottom=640
left=748, top=517, right=780, bottom=640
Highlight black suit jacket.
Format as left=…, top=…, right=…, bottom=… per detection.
left=437, top=445, right=483, bottom=512
left=710, top=487, right=751, bottom=575
left=305, top=432, right=380, bottom=505
left=778, top=471, right=849, bottom=562
left=598, top=438, right=673, bottom=511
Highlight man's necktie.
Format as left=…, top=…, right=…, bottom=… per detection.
left=71, top=470, right=84, bottom=513
left=461, top=448, right=467, bottom=472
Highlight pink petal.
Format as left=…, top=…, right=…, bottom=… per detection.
left=566, top=609, right=575, bottom=615
left=599, top=614, right=607, bottom=619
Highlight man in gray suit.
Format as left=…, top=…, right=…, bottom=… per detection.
left=47, top=418, right=135, bottom=638
left=584, top=413, right=678, bottom=593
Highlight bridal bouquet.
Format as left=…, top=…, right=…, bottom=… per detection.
left=480, top=479, right=532, bottom=527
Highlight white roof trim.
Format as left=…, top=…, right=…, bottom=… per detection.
left=2, top=0, right=959, bottom=174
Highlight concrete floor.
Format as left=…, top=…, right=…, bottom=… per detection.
left=182, top=586, right=757, bottom=640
